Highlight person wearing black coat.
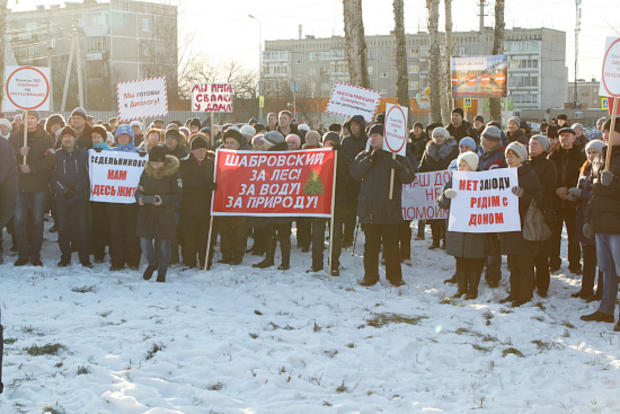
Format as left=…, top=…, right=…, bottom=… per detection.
left=409, top=123, right=428, bottom=240
left=548, top=127, right=586, bottom=274
left=9, top=112, right=54, bottom=266
left=581, top=117, right=620, bottom=329
left=50, top=126, right=91, bottom=268
left=446, top=108, right=477, bottom=141
left=163, top=127, right=188, bottom=264
left=179, top=134, right=216, bottom=269
left=417, top=127, right=459, bottom=249
left=499, top=142, right=543, bottom=307
left=506, top=116, right=529, bottom=146
left=0, top=138, right=17, bottom=265
left=350, top=124, right=415, bottom=287
left=136, top=147, right=182, bottom=283
left=528, top=134, right=558, bottom=297
left=340, top=114, right=367, bottom=247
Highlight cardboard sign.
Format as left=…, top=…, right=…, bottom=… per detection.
left=450, top=55, right=508, bottom=98
left=448, top=168, right=520, bottom=233
left=383, top=103, right=408, bottom=157
left=599, top=37, right=620, bottom=98
left=191, top=83, right=233, bottom=113
left=325, top=82, right=381, bottom=123
left=401, top=170, right=451, bottom=220
left=2, top=66, right=51, bottom=112
left=88, top=150, right=146, bottom=204
left=211, top=148, right=335, bottom=217
left=117, top=77, right=168, bottom=122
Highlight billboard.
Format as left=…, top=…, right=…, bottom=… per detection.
left=450, top=55, right=508, bottom=98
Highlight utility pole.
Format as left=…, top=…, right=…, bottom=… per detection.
left=61, top=25, right=77, bottom=113
left=75, top=25, right=84, bottom=108
left=249, top=14, right=263, bottom=121
left=574, top=0, right=581, bottom=107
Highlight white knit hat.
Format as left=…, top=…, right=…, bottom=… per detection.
left=457, top=151, right=479, bottom=171
left=0, top=118, right=12, bottom=132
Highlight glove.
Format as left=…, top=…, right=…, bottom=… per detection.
left=93, top=147, right=103, bottom=153
left=600, top=170, right=614, bottom=186
left=138, top=150, right=147, bottom=157
left=511, top=186, right=524, bottom=198
left=582, top=223, right=594, bottom=239
left=445, top=189, right=457, bottom=199
left=566, top=187, right=581, bottom=202
left=390, top=157, right=404, bottom=171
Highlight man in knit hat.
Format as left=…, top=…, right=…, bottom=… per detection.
left=351, top=124, right=415, bottom=287
left=69, top=107, right=93, bottom=149
left=548, top=126, right=586, bottom=274
left=0, top=118, right=13, bottom=140
left=446, top=107, right=476, bottom=141
left=506, top=116, right=528, bottom=146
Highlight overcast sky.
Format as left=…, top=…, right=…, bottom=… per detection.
left=12, top=0, right=619, bottom=82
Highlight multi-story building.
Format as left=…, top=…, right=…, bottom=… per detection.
left=567, top=80, right=605, bottom=109
left=263, top=27, right=567, bottom=112
left=6, top=0, right=177, bottom=111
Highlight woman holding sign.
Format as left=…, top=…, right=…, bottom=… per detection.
left=499, top=142, right=543, bottom=307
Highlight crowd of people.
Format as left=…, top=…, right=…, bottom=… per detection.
left=0, top=106, right=618, bottom=332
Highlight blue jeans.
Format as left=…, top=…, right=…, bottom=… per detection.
left=595, top=233, right=620, bottom=317
left=14, top=192, right=47, bottom=260
left=140, top=238, right=171, bottom=274
left=56, top=200, right=90, bottom=262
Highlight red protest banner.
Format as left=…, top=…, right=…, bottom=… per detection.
left=211, top=148, right=335, bottom=217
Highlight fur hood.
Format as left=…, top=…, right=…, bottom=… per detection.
left=145, top=154, right=179, bottom=179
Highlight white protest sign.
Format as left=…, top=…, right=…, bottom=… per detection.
left=2, top=66, right=51, bottom=112
left=384, top=103, right=408, bottom=156
left=117, top=77, right=168, bottom=122
left=448, top=168, right=520, bottom=233
left=191, top=83, right=233, bottom=113
left=325, top=82, right=381, bottom=123
left=599, top=37, right=620, bottom=98
left=401, top=170, right=451, bottom=220
left=88, top=150, right=147, bottom=204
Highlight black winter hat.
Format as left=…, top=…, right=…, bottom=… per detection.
left=368, top=123, right=384, bottom=136
left=254, top=123, right=266, bottom=133
left=413, top=122, right=424, bottom=129
left=190, top=118, right=202, bottom=130
left=91, top=125, right=108, bottom=139
left=474, top=114, right=484, bottom=123
left=558, top=127, right=576, bottom=135
left=452, top=107, right=464, bottom=117
left=45, top=114, right=65, bottom=135
left=223, top=129, right=243, bottom=145
left=149, top=145, right=166, bottom=162
left=59, top=125, right=76, bottom=138
left=557, top=114, right=568, bottom=121
left=248, top=117, right=258, bottom=125
left=165, top=127, right=180, bottom=141
left=322, top=131, right=340, bottom=144
left=328, top=123, right=342, bottom=132
left=602, top=117, right=620, bottom=133
left=191, top=134, right=209, bottom=150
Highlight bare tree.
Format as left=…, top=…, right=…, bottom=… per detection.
left=342, top=0, right=370, bottom=88
left=393, top=0, right=409, bottom=121
left=442, top=0, right=454, bottom=120
left=426, top=0, right=442, bottom=123
left=490, top=0, right=505, bottom=122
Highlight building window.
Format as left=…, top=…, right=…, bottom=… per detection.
left=380, top=72, right=388, bottom=79
left=368, top=66, right=374, bottom=75
left=142, top=17, right=151, bottom=33
left=320, top=67, right=329, bottom=76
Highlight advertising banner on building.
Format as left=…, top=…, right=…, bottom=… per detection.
left=325, top=82, right=381, bottom=123
left=447, top=168, right=520, bottom=233
left=401, top=171, right=451, bottom=220
left=211, top=148, right=335, bottom=217
left=88, top=150, right=146, bottom=204
left=116, top=77, right=168, bottom=122
left=191, top=83, right=233, bottom=113
left=450, top=55, right=508, bottom=98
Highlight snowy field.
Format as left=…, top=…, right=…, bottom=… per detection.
left=0, top=223, right=618, bottom=414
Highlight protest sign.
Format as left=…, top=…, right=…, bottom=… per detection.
left=599, top=37, right=620, bottom=169
left=450, top=55, right=508, bottom=98
left=191, top=83, right=233, bottom=113
left=448, top=168, right=520, bottom=233
left=383, top=103, right=408, bottom=157
left=325, top=82, right=381, bottom=123
left=88, top=150, right=146, bottom=204
left=117, top=77, right=168, bottom=122
left=401, top=170, right=451, bottom=220
left=2, top=65, right=51, bottom=112
left=211, top=148, right=335, bottom=217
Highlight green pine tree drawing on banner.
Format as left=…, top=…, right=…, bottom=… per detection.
left=303, top=170, right=324, bottom=195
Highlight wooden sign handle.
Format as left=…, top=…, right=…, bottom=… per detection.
left=388, top=153, right=396, bottom=200
left=604, top=97, right=618, bottom=172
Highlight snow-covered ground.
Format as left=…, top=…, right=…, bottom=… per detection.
left=0, top=223, right=618, bottom=414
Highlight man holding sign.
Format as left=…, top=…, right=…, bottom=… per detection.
left=351, top=123, right=414, bottom=287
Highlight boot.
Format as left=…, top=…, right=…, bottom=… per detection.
left=143, top=265, right=157, bottom=280
left=466, top=270, right=481, bottom=300
left=253, top=258, right=274, bottom=268
left=156, top=269, right=166, bottom=283
left=453, top=271, right=467, bottom=298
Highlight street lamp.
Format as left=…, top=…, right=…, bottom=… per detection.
left=249, top=14, right=263, bottom=122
